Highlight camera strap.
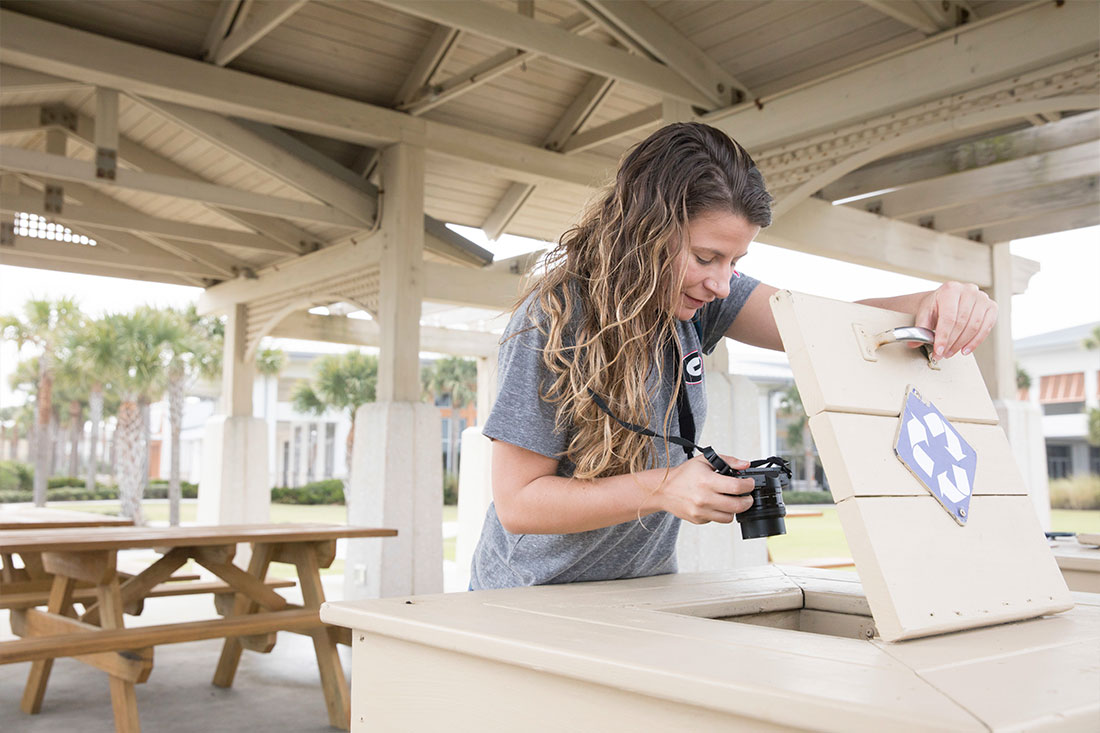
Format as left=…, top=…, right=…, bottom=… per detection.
left=588, top=387, right=698, bottom=458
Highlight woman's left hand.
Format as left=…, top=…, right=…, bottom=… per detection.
left=913, top=282, right=998, bottom=359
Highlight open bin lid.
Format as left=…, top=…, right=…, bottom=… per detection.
left=769, top=290, right=1072, bottom=641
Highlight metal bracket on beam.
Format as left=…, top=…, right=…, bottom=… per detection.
left=39, top=104, right=76, bottom=131
left=95, top=147, right=117, bottom=180
left=918, top=215, right=936, bottom=229
left=44, top=185, right=64, bottom=214
left=0, top=221, right=14, bottom=246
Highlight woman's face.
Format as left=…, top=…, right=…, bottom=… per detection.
left=673, top=210, right=759, bottom=321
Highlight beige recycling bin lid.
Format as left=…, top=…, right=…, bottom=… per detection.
left=769, top=290, right=1073, bottom=641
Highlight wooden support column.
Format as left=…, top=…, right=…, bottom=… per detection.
left=345, top=143, right=443, bottom=599
left=977, top=241, right=1050, bottom=529
left=222, top=303, right=253, bottom=417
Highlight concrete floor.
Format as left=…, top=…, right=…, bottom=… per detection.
left=1, top=575, right=355, bottom=732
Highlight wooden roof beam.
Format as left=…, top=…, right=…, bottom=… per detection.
left=370, top=1, right=716, bottom=107
left=0, top=12, right=610, bottom=189
left=705, top=1, right=1099, bottom=151
left=0, top=146, right=364, bottom=228
left=399, top=14, right=596, bottom=116
left=764, top=197, right=1037, bottom=293
left=393, top=25, right=462, bottom=109
left=855, top=140, right=1100, bottom=220
left=482, top=73, right=616, bottom=239
left=0, top=65, right=86, bottom=97
left=269, top=312, right=499, bottom=358
left=206, top=0, right=307, bottom=67
left=0, top=189, right=290, bottom=254
left=861, top=1, right=974, bottom=36
left=0, top=250, right=199, bottom=287
left=0, top=233, right=222, bottom=282
left=579, top=1, right=748, bottom=104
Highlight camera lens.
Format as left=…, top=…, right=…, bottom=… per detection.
left=736, top=471, right=787, bottom=539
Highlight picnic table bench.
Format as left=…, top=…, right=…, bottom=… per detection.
left=0, top=523, right=397, bottom=732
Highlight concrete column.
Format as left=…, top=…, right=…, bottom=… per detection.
left=198, top=303, right=270, bottom=525
left=475, top=353, right=498, bottom=426
left=345, top=142, right=443, bottom=599
left=677, top=341, right=769, bottom=571
left=978, top=242, right=1050, bottom=529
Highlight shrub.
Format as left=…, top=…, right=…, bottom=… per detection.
left=48, top=475, right=82, bottom=489
left=443, top=470, right=459, bottom=505
left=0, top=460, right=33, bottom=492
left=1049, top=475, right=1100, bottom=510
left=47, top=486, right=119, bottom=501
left=0, top=489, right=33, bottom=503
left=272, top=479, right=345, bottom=505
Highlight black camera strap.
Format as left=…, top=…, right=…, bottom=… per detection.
left=588, top=388, right=792, bottom=478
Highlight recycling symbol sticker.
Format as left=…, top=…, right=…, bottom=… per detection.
left=893, top=387, right=977, bottom=526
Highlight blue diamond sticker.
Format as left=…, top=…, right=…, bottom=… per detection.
left=894, top=387, right=977, bottom=525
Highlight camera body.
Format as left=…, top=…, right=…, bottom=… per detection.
left=701, top=448, right=791, bottom=539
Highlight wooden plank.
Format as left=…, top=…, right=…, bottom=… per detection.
left=808, top=412, right=1029, bottom=502
left=41, top=549, right=117, bottom=585
left=10, top=608, right=153, bottom=683
left=0, top=576, right=295, bottom=611
left=836, top=495, right=1073, bottom=642
left=95, top=575, right=144, bottom=732
left=0, top=523, right=397, bottom=554
left=83, top=547, right=189, bottom=624
left=193, top=555, right=289, bottom=611
left=288, top=542, right=350, bottom=729
left=214, top=542, right=277, bottom=686
left=20, top=574, right=74, bottom=714
left=769, top=290, right=999, bottom=423
left=0, top=608, right=322, bottom=664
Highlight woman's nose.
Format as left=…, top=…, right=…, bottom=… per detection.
left=705, top=276, right=730, bottom=299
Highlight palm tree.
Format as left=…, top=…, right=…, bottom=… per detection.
left=292, top=351, right=377, bottom=505
left=109, top=310, right=172, bottom=524
left=1082, top=324, right=1100, bottom=351
left=256, top=347, right=287, bottom=418
left=778, top=384, right=817, bottom=491
left=161, top=306, right=223, bottom=526
left=53, top=348, right=91, bottom=480
left=1, top=298, right=81, bottom=505
left=72, top=316, right=121, bottom=492
left=0, top=407, right=13, bottom=461
left=422, top=356, right=477, bottom=474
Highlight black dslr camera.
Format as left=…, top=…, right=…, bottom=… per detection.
left=701, top=448, right=791, bottom=539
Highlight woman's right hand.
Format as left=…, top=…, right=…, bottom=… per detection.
left=650, top=453, right=756, bottom=524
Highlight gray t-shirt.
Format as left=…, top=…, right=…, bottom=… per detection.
left=471, top=273, right=759, bottom=590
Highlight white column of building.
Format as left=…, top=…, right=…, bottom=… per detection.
left=345, top=142, right=443, bottom=599
left=198, top=303, right=270, bottom=525
left=977, top=242, right=1050, bottom=529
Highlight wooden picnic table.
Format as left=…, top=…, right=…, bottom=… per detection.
left=0, top=523, right=397, bottom=733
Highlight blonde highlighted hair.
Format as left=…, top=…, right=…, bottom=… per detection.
left=523, top=123, right=771, bottom=480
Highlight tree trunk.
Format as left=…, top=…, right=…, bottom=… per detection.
left=116, top=399, right=144, bottom=525
left=344, top=416, right=355, bottom=518
left=48, top=410, right=60, bottom=478
left=109, top=423, right=118, bottom=476
left=140, top=400, right=151, bottom=494
left=168, top=373, right=185, bottom=527
left=33, top=355, right=53, bottom=506
left=68, top=400, right=81, bottom=478
left=86, top=386, right=103, bottom=492
left=7, top=425, right=16, bottom=462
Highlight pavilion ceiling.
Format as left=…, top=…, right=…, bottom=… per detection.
left=0, top=0, right=1095, bottom=314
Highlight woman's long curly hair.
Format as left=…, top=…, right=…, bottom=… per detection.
left=522, top=122, right=772, bottom=480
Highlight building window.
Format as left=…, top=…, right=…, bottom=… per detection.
left=1039, top=372, right=1085, bottom=404
left=1047, top=444, right=1072, bottom=479
left=1090, top=446, right=1100, bottom=476
left=1042, top=402, right=1085, bottom=416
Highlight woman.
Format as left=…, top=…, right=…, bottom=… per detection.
left=469, top=122, right=996, bottom=590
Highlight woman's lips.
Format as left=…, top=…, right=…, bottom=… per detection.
left=683, top=294, right=705, bottom=308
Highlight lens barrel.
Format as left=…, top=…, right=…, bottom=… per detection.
left=735, top=471, right=787, bottom=539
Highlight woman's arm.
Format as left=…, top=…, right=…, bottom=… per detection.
left=724, top=281, right=997, bottom=358
left=492, top=439, right=757, bottom=535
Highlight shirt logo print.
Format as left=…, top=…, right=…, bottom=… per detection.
left=682, top=350, right=703, bottom=385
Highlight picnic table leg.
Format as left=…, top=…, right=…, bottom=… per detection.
left=212, top=542, right=274, bottom=688
left=21, top=573, right=75, bottom=713
left=291, top=542, right=350, bottom=730
left=96, top=575, right=142, bottom=733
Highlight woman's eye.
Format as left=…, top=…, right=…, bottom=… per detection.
left=695, top=256, right=712, bottom=265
